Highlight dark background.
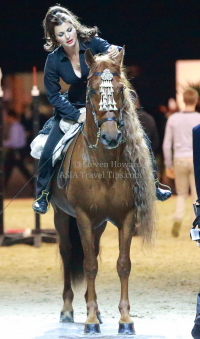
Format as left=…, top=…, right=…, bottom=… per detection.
left=1, top=0, right=200, bottom=110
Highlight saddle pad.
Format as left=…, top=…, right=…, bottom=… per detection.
left=30, top=118, right=81, bottom=166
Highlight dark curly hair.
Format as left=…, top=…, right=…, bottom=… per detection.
left=43, top=5, right=99, bottom=52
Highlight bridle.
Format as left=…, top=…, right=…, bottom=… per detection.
left=82, top=69, right=125, bottom=149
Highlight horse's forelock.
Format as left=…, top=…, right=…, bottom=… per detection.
left=91, top=54, right=120, bottom=73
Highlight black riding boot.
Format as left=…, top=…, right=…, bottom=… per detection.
left=144, top=133, right=172, bottom=202
left=33, top=190, right=51, bottom=214
left=192, top=293, right=200, bottom=339
left=33, top=117, right=64, bottom=214
left=33, top=160, right=55, bottom=214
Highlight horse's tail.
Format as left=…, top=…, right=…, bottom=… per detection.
left=69, top=216, right=85, bottom=285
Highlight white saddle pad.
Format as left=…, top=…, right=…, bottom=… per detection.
left=30, top=119, right=81, bottom=166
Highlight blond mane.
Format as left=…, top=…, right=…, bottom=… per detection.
left=92, top=54, right=156, bottom=244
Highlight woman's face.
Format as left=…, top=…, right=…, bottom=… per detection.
left=54, top=21, right=78, bottom=49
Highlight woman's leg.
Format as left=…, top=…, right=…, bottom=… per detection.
left=33, top=118, right=64, bottom=213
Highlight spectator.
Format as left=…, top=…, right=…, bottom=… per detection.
left=167, top=98, right=178, bottom=117
left=3, top=110, right=33, bottom=189
left=163, top=88, right=200, bottom=237
left=21, top=103, right=34, bottom=146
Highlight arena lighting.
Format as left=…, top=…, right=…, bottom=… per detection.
left=176, top=60, right=200, bottom=109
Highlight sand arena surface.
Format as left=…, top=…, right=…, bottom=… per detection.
left=0, top=197, right=200, bottom=338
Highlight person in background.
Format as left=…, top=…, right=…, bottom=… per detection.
left=3, top=110, right=33, bottom=188
left=166, top=98, right=178, bottom=118
left=163, top=88, right=200, bottom=237
left=21, top=103, right=34, bottom=159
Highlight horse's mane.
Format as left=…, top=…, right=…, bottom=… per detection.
left=92, top=54, right=156, bottom=244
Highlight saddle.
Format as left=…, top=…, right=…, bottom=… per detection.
left=57, top=128, right=81, bottom=189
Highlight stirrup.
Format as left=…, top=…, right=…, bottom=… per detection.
left=155, top=180, right=172, bottom=192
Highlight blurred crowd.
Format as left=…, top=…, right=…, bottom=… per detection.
left=2, top=100, right=53, bottom=197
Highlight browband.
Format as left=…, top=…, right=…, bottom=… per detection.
left=87, top=72, right=120, bottom=80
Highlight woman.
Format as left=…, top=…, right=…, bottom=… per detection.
left=33, top=5, right=171, bottom=214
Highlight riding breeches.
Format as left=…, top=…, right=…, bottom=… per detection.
left=36, top=117, right=64, bottom=197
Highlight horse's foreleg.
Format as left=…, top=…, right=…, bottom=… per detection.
left=84, top=221, right=107, bottom=325
left=53, top=206, right=74, bottom=323
left=117, top=219, right=136, bottom=335
left=77, top=214, right=101, bottom=333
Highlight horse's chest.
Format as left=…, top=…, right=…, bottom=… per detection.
left=77, top=180, right=133, bottom=209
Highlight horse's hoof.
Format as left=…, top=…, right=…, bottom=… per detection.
left=192, top=323, right=200, bottom=339
left=118, top=323, right=136, bottom=335
left=97, top=312, right=103, bottom=324
left=84, top=323, right=101, bottom=334
left=60, top=311, right=74, bottom=323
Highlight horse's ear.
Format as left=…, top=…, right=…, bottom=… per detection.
left=115, top=46, right=125, bottom=66
left=85, top=49, right=95, bottom=68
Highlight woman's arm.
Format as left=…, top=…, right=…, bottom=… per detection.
left=44, top=54, right=81, bottom=122
left=90, top=37, right=122, bottom=56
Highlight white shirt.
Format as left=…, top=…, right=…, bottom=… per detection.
left=163, top=111, right=200, bottom=168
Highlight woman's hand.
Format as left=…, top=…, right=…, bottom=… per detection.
left=78, top=107, right=86, bottom=124
left=108, top=45, right=119, bottom=58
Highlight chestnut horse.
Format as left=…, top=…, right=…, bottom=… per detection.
left=51, top=48, right=156, bottom=335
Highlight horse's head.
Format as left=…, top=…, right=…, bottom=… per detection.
left=85, top=47, right=125, bottom=149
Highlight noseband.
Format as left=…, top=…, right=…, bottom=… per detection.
left=83, top=69, right=125, bottom=148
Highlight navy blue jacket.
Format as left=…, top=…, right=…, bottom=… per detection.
left=44, top=37, right=121, bottom=122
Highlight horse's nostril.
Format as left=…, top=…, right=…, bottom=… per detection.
left=108, top=140, right=118, bottom=147
left=101, top=134, right=107, bottom=141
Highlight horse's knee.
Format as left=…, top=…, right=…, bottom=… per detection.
left=117, top=256, right=131, bottom=278
left=84, top=267, right=98, bottom=279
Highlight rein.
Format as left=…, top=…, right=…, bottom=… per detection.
left=82, top=69, right=125, bottom=149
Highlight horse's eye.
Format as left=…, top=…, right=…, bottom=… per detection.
left=90, top=89, right=97, bottom=95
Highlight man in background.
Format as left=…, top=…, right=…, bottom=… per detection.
left=163, top=88, right=200, bottom=237
left=4, top=110, right=33, bottom=189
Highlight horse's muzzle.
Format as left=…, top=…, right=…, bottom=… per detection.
left=101, top=130, right=122, bottom=149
